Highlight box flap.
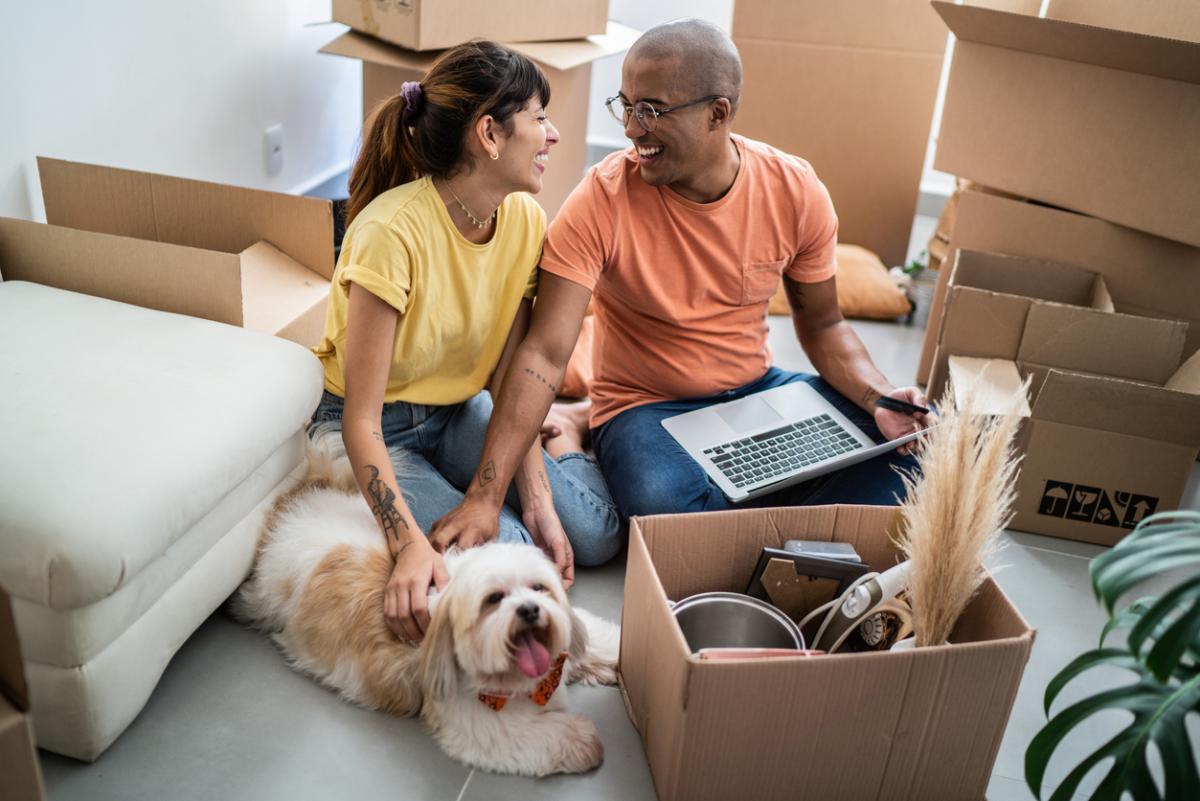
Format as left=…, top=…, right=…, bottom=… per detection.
left=322, top=21, right=639, bottom=73
left=38, top=157, right=334, bottom=280
left=0, top=586, right=28, bottom=712
left=321, top=30, right=438, bottom=70
left=1032, top=370, right=1200, bottom=446
left=732, top=0, right=948, bottom=53
left=948, top=356, right=1031, bottom=417
left=940, top=286, right=1031, bottom=362
left=1167, top=349, right=1200, bottom=393
left=1046, top=0, right=1200, bottom=43
left=1018, top=304, right=1186, bottom=385
left=0, top=218, right=244, bottom=326
left=507, top=22, right=641, bottom=72
left=952, top=249, right=1100, bottom=306
left=239, top=241, right=330, bottom=337
left=931, top=1, right=1200, bottom=84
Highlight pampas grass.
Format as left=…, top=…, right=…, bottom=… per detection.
left=893, top=379, right=1027, bottom=647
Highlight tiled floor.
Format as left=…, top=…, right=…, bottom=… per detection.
left=39, top=217, right=1200, bottom=800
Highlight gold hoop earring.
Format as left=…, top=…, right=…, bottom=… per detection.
left=490, top=151, right=499, bottom=160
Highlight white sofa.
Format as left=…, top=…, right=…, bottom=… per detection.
left=0, top=280, right=323, bottom=760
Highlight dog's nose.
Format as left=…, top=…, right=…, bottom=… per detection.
left=516, top=603, right=540, bottom=624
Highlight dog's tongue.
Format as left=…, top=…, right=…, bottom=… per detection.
left=514, top=630, right=550, bottom=678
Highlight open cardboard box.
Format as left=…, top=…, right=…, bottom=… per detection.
left=620, top=506, right=1033, bottom=801
left=331, top=0, right=608, bottom=52
left=0, top=587, right=45, bottom=801
left=931, top=1, right=1200, bottom=248
left=320, top=23, right=639, bottom=221
left=0, top=158, right=333, bottom=348
left=731, top=0, right=948, bottom=268
left=915, top=189, right=1200, bottom=386
left=928, top=250, right=1200, bottom=545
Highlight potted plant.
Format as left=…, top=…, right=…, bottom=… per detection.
left=1025, top=510, right=1200, bottom=800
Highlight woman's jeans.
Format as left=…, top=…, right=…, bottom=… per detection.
left=311, top=390, right=623, bottom=566
left=592, top=367, right=920, bottom=519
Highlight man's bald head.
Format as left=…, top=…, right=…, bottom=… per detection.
left=627, top=18, right=742, bottom=113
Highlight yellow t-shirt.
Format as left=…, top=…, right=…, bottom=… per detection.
left=314, top=176, right=544, bottom=405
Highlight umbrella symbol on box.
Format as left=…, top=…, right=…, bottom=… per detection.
left=1038, top=482, right=1072, bottom=517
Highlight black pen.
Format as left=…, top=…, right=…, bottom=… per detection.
left=874, top=396, right=930, bottom=416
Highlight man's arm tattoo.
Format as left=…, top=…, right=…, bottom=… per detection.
left=539, top=471, right=551, bottom=493
left=861, top=385, right=884, bottom=407
left=371, top=429, right=385, bottom=443
left=522, top=367, right=559, bottom=394
left=365, top=464, right=408, bottom=541
left=476, top=460, right=497, bottom=488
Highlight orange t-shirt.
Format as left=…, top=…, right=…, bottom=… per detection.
left=540, top=135, right=839, bottom=427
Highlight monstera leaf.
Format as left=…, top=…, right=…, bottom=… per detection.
left=1025, top=511, right=1200, bottom=801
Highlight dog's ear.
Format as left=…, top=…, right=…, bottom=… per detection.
left=419, top=597, right=459, bottom=701
left=568, top=608, right=590, bottom=662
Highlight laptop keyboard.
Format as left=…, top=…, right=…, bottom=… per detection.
left=702, top=414, right=861, bottom=489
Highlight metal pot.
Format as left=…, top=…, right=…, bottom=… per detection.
left=671, top=592, right=805, bottom=653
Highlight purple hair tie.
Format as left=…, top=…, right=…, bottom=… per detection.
left=399, top=81, right=423, bottom=125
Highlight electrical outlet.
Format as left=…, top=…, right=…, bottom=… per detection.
left=263, top=124, right=284, bottom=176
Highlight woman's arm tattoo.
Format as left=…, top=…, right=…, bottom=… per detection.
left=365, top=464, right=408, bottom=541
left=522, top=367, right=559, bottom=394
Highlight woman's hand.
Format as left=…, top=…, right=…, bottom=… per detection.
left=523, top=499, right=575, bottom=590
left=873, top=386, right=933, bottom=456
left=384, top=539, right=450, bottom=644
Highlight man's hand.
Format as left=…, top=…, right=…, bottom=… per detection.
left=429, top=495, right=502, bottom=553
left=873, top=386, right=933, bottom=455
left=523, top=500, right=575, bottom=589
left=384, top=539, right=449, bottom=644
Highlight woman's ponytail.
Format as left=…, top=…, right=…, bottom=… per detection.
left=344, top=41, right=550, bottom=227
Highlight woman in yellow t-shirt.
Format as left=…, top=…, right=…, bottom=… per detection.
left=310, top=42, right=619, bottom=644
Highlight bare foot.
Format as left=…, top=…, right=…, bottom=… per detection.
left=542, top=400, right=591, bottom=459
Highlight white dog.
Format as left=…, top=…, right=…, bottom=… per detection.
left=234, top=444, right=620, bottom=777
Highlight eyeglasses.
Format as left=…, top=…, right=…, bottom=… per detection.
left=604, top=94, right=724, bottom=133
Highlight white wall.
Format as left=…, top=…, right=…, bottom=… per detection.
left=0, top=0, right=361, bottom=222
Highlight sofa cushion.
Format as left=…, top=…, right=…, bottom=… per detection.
left=0, top=281, right=322, bottom=609
left=12, top=433, right=304, bottom=667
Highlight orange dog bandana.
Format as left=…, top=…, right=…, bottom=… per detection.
left=478, top=652, right=568, bottom=711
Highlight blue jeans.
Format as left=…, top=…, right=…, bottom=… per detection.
left=592, top=367, right=919, bottom=519
left=310, top=390, right=622, bottom=566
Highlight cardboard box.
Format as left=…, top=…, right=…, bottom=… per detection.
left=928, top=250, right=1200, bottom=545
left=0, top=587, right=46, bottom=801
left=320, top=24, right=639, bottom=221
left=332, top=0, right=607, bottom=52
left=620, top=505, right=1034, bottom=801
left=732, top=1, right=949, bottom=267
left=2, top=158, right=334, bottom=348
left=914, top=189, right=1200, bottom=385
left=931, top=1, right=1200, bottom=248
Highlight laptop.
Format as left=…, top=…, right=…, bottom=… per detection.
left=661, top=381, right=924, bottom=502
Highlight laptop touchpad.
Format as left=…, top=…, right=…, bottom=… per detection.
left=717, top=396, right=783, bottom=434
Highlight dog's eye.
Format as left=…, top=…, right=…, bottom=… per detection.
left=531, top=583, right=546, bottom=593
left=485, top=591, right=505, bottom=605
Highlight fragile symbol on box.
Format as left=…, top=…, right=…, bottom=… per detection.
left=1038, top=480, right=1157, bottom=529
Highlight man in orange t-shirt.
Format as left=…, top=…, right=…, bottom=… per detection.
left=431, top=19, right=930, bottom=549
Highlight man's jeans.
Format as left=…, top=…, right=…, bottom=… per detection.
left=592, top=367, right=919, bottom=519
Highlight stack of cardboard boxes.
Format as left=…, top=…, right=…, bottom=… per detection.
left=919, top=0, right=1200, bottom=545
left=322, top=0, right=639, bottom=220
